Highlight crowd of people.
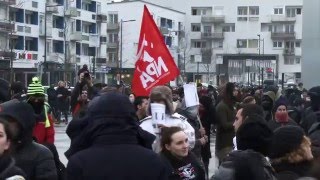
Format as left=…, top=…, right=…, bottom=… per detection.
left=0, top=67, right=320, bottom=180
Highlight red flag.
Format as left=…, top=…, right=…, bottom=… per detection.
left=132, top=5, right=179, bottom=96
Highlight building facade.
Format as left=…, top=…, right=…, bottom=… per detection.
left=106, top=0, right=185, bottom=85
left=144, top=0, right=303, bottom=85
left=0, top=0, right=108, bottom=86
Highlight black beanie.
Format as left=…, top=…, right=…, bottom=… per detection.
left=269, top=125, right=304, bottom=159
left=236, top=115, right=273, bottom=156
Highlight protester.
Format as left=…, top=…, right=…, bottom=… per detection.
left=262, top=91, right=276, bottom=122
left=160, top=126, right=205, bottom=180
left=301, top=86, right=320, bottom=133
left=268, top=100, right=298, bottom=131
left=47, top=84, right=58, bottom=119
left=10, top=81, right=26, bottom=101
left=242, top=96, right=256, bottom=105
left=0, top=100, right=57, bottom=179
left=0, top=79, right=10, bottom=103
left=71, top=87, right=90, bottom=119
left=270, top=126, right=314, bottom=180
left=233, top=104, right=264, bottom=150
left=213, top=114, right=276, bottom=180
left=140, top=86, right=195, bottom=153
left=56, top=81, right=70, bottom=124
left=66, top=93, right=168, bottom=180
left=129, top=93, right=135, bottom=103
left=0, top=119, right=26, bottom=179
left=199, top=95, right=216, bottom=176
left=133, top=96, right=149, bottom=121
left=27, top=77, right=55, bottom=144
left=215, top=82, right=236, bottom=163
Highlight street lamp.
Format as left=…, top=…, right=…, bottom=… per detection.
left=119, top=19, right=135, bottom=85
left=43, top=2, right=63, bottom=84
left=257, top=34, right=265, bottom=86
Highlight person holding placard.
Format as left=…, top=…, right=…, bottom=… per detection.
left=140, top=86, right=195, bottom=153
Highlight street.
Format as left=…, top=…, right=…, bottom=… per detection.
left=54, top=124, right=219, bottom=177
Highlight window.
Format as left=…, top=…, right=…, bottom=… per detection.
left=295, top=57, right=301, bottom=64
left=164, top=36, right=172, bottom=47
left=82, top=43, right=89, bottom=56
left=273, top=41, right=283, bottom=48
left=285, top=41, right=295, bottom=49
left=284, top=57, right=295, bottom=65
left=25, top=14, right=31, bottom=24
left=109, top=14, right=118, bottom=23
left=217, top=41, right=223, bottom=48
left=203, top=26, right=212, bottom=33
left=249, top=6, right=259, bottom=15
left=237, top=39, right=247, bottom=48
left=82, top=24, right=90, bottom=33
left=53, top=40, right=64, bottom=53
left=76, top=42, right=80, bottom=55
left=285, top=24, right=294, bottom=33
left=295, top=40, right=301, bottom=47
left=286, top=8, right=296, bottom=17
left=191, top=23, right=201, bottom=32
left=32, top=1, right=38, bottom=8
left=108, top=33, right=118, bottom=43
left=237, top=17, right=248, bottom=21
left=223, top=24, right=235, bottom=32
left=274, top=8, right=283, bottom=14
left=191, top=8, right=209, bottom=16
left=297, top=8, right=302, bottom=15
left=238, top=6, right=248, bottom=15
left=190, top=55, right=195, bottom=63
left=108, top=52, right=117, bottom=62
left=160, top=17, right=173, bottom=29
left=248, top=39, right=258, bottom=48
left=191, top=40, right=205, bottom=48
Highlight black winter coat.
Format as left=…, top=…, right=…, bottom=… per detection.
left=160, top=151, right=205, bottom=180
left=308, top=122, right=320, bottom=159
left=267, top=119, right=298, bottom=132
left=273, top=161, right=313, bottom=180
left=56, top=87, right=69, bottom=111
left=0, top=155, right=26, bottom=180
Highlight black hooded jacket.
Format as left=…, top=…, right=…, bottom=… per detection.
left=0, top=154, right=26, bottom=179
left=0, top=100, right=57, bottom=180
left=66, top=93, right=167, bottom=180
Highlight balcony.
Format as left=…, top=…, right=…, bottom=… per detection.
left=201, top=15, right=225, bottom=24
left=106, top=61, right=118, bottom=68
left=0, top=0, right=15, bottom=5
left=70, top=31, right=82, bottom=41
left=46, top=6, right=58, bottom=13
left=271, top=32, right=296, bottom=40
left=271, top=15, right=296, bottom=22
left=0, top=20, right=14, bottom=33
left=283, top=48, right=295, bottom=56
left=107, top=42, right=118, bottom=48
left=65, top=7, right=78, bottom=17
left=201, top=32, right=224, bottom=40
left=97, top=13, right=107, bottom=22
left=107, top=23, right=119, bottom=31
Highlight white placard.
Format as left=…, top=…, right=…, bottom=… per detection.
left=151, top=103, right=166, bottom=133
left=183, top=83, right=199, bottom=107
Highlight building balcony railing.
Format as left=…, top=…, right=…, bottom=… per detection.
left=107, top=23, right=119, bottom=31
left=283, top=48, right=295, bottom=56
left=271, top=32, right=296, bottom=40
left=271, top=15, right=296, bottom=22
left=201, top=32, right=224, bottom=39
left=107, top=42, right=118, bottom=48
left=159, top=26, right=169, bottom=34
left=106, top=61, right=118, bottom=68
left=0, top=0, right=15, bottom=5
left=70, top=31, right=82, bottom=41
left=97, top=14, right=107, bottom=22
left=96, top=57, right=107, bottom=64
left=0, top=20, right=14, bottom=33
left=65, top=7, right=78, bottom=17
left=201, top=48, right=212, bottom=56
left=201, top=15, right=225, bottom=23
left=46, top=6, right=58, bottom=13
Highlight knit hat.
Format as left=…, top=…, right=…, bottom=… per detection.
left=148, top=86, right=174, bottom=115
left=27, top=77, right=45, bottom=96
left=273, top=96, right=288, bottom=113
left=236, top=114, right=273, bottom=156
left=269, top=125, right=305, bottom=159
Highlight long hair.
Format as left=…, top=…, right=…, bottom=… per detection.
left=160, top=126, right=183, bottom=152
left=0, top=118, right=13, bottom=155
left=221, top=82, right=235, bottom=106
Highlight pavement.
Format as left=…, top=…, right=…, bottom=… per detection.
left=54, top=124, right=219, bottom=177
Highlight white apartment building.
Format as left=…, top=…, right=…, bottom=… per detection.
left=0, top=0, right=108, bottom=86
left=106, top=0, right=185, bottom=85
left=144, top=0, right=303, bottom=85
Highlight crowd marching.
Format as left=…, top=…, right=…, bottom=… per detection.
left=0, top=65, right=319, bottom=180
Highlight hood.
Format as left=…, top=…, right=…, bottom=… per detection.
left=0, top=100, right=35, bottom=146
left=263, top=91, right=276, bottom=103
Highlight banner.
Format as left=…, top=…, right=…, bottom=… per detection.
left=131, top=5, right=180, bottom=96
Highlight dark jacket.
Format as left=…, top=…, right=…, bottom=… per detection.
left=200, top=104, right=216, bottom=161
left=213, top=150, right=276, bottom=180
left=66, top=93, right=167, bottom=180
left=308, top=122, right=320, bottom=159
left=47, top=87, right=57, bottom=108
left=160, top=151, right=205, bottom=180
left=0, top=100, right=58, bottom=180
left=56, top=87, right=69, bottom=111
left=272, top=161, right=313, bottom=180
left=0, top=155, right=26, bottom=180
left=267, top=119, right=298, bottom=132
left=215, top=100, right=235, bottom=160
